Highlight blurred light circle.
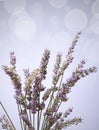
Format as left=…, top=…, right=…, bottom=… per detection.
left=91, top=14, right=99, bottom=34
left=9, top=8, right=29, bottom=30
left=14, top=18, right=37, bottom=42
left=65, top=9, right=87, bottom=31
left=83, top=0, right=90, bottom=5
left=4, top=0, right=25, bottom=14
left=64, top=6, right=70, bottom=13
left=91, top=0, right=99, bottom=15
left=31, top=2, right=44, bottom=19
left=49, top=0, right=68, bottom=8
left=50, top=16, right=59, bottom=26
left=9, top=9, right=37, bottom=42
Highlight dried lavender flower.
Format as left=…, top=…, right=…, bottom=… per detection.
left=0, top=115, right=14, bottom=130
left=20, top=114, right=34, bottom=130
left=39, top=49, right=50, bottom=80
left=62, top=117, right=82, bottom=128
left=53, top=117, right=82, bottom=130
left=58, top=32, right=81, bottom=76
left=64, top=107, right=73, bottom=117
left=2, top=65, right=22, bottom=90
left=42, top=88, right=51, bottom=101
left=52, top=53, right=62, bottom=86
left=1, top=32, right=97, bottom=130
left=10, top=51, right=16, bottom=66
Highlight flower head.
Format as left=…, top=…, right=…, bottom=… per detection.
left=1, top=32, right=97, bottom=130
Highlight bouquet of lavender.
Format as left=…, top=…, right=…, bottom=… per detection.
left=0, top=32, right=97, bottom=130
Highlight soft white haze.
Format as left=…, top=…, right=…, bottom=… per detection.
left=0, top=0, right=99, bottom=130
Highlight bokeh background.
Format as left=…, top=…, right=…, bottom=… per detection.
left=0, top=0, right=99, bottom=130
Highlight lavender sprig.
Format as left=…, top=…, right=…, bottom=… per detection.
left=1, top=32, right=97, bottom=130
left=41, top=32, right=81, bottom=130
left=52, top=117, right=82, bottom=130
left=58, top=32, right=81, bottom=76
left=0, top=101, right=16, bottom=130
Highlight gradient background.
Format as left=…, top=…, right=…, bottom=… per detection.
left=0, top=0, right=99, bottom=130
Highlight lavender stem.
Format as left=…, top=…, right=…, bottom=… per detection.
left=0, top=101, right=16, bottom=130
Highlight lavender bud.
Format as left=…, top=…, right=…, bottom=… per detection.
left=10, top=51, right=16, bottom=66
left=42, top=89, right=51, bottom=101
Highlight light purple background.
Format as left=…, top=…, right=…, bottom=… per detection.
left=0, top=0, right=99, bottom=130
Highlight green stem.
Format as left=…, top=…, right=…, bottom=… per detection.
left=0, top=101, right=16, bottom=130
left=37, top=91, right=40, bottom=130
left=33, top=114, right=35, bottom=129
left=41, top=87, right=56, bottom=130
left=37, top=111, right=40, bottom=130
left=39, top=110, right=42, bottom=125
left=1, top=120, right=9, bottom=130
left=29, top=110, right=32, bottom=124
left=42, top=74, right=64, bottom=130
left=58, top=74, right=64, bottom=90
left=17, top=104, right=23, bottom=130
left=23, top=90, right=30, bottom=129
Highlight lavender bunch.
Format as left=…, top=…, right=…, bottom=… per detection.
left=0, top=32, right=97, bottom=130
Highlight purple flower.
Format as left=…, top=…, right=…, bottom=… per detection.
left=23, top=68, right=30, bottom=78
left=42, top=89, right=51, bottom=101
left=39, top=49, right=50, bottom=80
left=10, top=51, right=16, bottom=66
left=20, top=114, right=34, bottom=130
left=1, top=32, right=97, bottom=130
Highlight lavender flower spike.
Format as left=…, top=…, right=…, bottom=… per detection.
left=58, top=32, right=81, bottom=76
left=39, top=49, right=50, bottom=80
left=52, top=52, right=62, bottom=87
left=1, top=32, right=97, bottom=130
left=10, top=51, right=16, bottom=66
